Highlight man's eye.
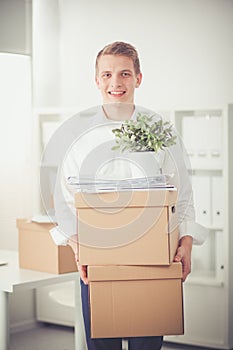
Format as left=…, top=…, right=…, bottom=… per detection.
left=102, top=73, right=111, bottom=78
left=122, top=72, right=130, bottom=77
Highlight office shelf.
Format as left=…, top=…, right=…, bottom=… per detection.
left=32, top=108, right=77, bottom=215
left=165, top=104, right=233, bottom=349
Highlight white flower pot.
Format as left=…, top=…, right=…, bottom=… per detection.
left=123, top=150, right=165, bottom=178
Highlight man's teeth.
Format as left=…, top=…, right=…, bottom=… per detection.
left=110, top=91, right=124, bottom=95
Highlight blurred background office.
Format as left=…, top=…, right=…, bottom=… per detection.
left=0, top=0, right=233, bottom=349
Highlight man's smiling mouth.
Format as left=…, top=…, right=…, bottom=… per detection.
left=108, top=91, right=126, bottom=95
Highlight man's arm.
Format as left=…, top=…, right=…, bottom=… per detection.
left=67, top=234, right=88, bottom=285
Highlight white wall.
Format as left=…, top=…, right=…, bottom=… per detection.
left=0, top=0, right=34, bottom=333
left=0, top=53, right=33, bottom=251
left=32, top=0, right=60, bottom=107
left=58, top=0, right=233, bottom=112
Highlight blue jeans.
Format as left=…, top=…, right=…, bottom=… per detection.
left=80, top=280, right=163, bottom=350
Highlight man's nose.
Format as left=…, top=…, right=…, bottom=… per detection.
left=111, top=75, right=122, bottom=88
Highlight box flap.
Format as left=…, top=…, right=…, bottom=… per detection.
left=75, top=189, right=177, bottom=209
left=88, top=263, right=182, bottom=281
left=16, top=218, right=56, bottom=231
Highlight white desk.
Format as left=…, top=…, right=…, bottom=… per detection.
left=0, top=250, right=87, bottom=350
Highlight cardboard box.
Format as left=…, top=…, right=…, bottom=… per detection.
left=88, top=263, right=184, bottom=338
left=75, top=189, right=179, bottom=265
left=17, top=219, right=78, bottom=274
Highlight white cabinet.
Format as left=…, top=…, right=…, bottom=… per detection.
left=165, top=104, right=233, bottom=349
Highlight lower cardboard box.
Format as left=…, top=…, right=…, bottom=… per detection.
left=88, top=263, right=183, bottom=338
left=17, top=219, right=78, bottom=274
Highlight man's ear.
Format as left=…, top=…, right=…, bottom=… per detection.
left=135, top=72, right=142, bottom=88
left=95, top=75, right=100, bottom=89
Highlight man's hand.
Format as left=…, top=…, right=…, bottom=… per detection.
left=67, top=234, right=88, bottom=284
left=174, top=235, right=193, bottom=282
left=77, top=264, right=88, bottom=285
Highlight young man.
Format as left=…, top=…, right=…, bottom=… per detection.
left=77, top=41, right=193, bottom=285
left=50, top=41, right=201, bottom=350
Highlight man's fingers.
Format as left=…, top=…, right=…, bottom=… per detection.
left=174, top=247, right=183, bottom=262
left=174, top=254, right=182, bottom=262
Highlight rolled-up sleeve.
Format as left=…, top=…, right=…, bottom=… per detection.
left=50, top=161, right=77, bottom=246
left=163, top=133, right=208, bottom=245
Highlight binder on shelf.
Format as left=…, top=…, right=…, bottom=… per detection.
left=192, top=175, right=211, bottom=228
left=212, top=176, right=224, bottom=228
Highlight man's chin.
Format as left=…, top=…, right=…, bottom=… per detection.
left=103, top=97, right=133, bottom=105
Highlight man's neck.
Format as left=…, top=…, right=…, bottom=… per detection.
left=102, top=103, right=135, bottom=121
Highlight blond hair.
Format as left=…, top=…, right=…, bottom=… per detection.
left=95, top=41, right=141, bottom=75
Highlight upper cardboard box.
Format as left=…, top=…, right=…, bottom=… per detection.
left=75, top=189, right=179, bottom=266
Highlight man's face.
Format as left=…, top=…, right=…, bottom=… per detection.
left=95, top=54, right=142, bottom=104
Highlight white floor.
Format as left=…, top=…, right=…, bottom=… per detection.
left=9, top=323, right=215, bottom=350
left=10, top=324, right=75, bottom=350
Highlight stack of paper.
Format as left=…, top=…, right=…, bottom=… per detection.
left=67, top=175, right=175, bottom=193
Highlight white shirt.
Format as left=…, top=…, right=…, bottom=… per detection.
left=49, top=105, right=207, bottom=246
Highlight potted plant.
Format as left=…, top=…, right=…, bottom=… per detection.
left=111, top=113, right=176, bottom=176
left=112, top=113, right=176, bottom=153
